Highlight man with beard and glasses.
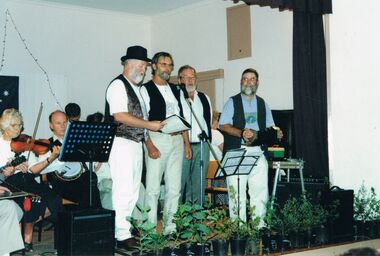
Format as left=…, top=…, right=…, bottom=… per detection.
left=178, top=65, right=212, bottom=205
left=105, top=46, right=164, bottom=251
left=142, top=52, right=192, bottom=235
left=219, top=68, right=283, bottom=227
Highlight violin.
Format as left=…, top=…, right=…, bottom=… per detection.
left=10, top=134, right=60, bottom=156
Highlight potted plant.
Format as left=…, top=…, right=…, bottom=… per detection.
left=207, top=206, right=231, bottom=256
left=128, top=204, right=168, bottom=256
left=245, top=202, right=261, bottom=256
left=275, top=193, right=329, bottom=249
left=227, top=186, right=249, bottom=256
left=169, top=202, right=212, bottom=255
left=298, top=194, right=329, bottom=247
left=263, top=199, right=283, bottom=253
left=354, top=182, right=380, bottom=239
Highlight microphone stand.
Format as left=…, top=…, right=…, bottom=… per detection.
left=180, top=86, right=223, bottom=206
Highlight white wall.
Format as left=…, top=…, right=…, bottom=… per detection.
left=150, top=0, right=293, bottom=111
left=2, top=0, right=374, bottom=196
left=0, top=0, right=151, bottom=137
left=0, top=0, right=292, bottom=136
left=328, top=0, right=380, bottom=193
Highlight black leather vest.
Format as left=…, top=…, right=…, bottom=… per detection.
left=104, top=74, right=145, bottom=142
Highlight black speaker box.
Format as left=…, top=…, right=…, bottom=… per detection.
left=322, top=187, right=354, bottom=243
left=56, top=207, right=115, bottom=255
left=270, top=181, right=329, bottom=207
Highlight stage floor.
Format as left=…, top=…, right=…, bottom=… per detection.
left=10, top=225, right=380, bottom=256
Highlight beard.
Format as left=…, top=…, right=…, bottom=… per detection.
left=241, top=84, right=257, bottom=96
left=186, top=85, right=196, bottom=93
left=157, top=70, right=170, bottom=81
left=133, top=74, right=144, bottom=85
left=130, top=71, right=145, bottom=85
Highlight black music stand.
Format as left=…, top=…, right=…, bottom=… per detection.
left=58, top=121, right=116, bottom=207
left=215, top=148, right=262, bottom=219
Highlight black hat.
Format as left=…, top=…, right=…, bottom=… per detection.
left=120, top=45, right=151, bottom=62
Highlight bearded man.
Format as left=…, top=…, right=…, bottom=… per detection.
left=105, top=45, right=164, bottom=251
left=219, top=68, right=283, bottom=227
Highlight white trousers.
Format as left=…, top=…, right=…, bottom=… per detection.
left=226, top=146, right=268, bottom=226
left=0, top=200, right=24, bottom=255
left=144, top=131, right=184, bottom=234
left=109, top=137, right=143, bottom=241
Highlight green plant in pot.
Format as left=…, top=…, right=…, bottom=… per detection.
left=278, top=193, right=329, bottom=249
left=207, top=206, right=231, bottom=256
left=263, top=199, right=283, bottom=253
left=128, top=204, right=167, bottom=255
left=298, top=193, right=328, bottom=247
left=228, top=186, right=249, bottom=256
left=170, top=202, right=212, bottom=255
left=245, top=202, right=261, bottom=256
left=354, top=182, right=380, bottom=239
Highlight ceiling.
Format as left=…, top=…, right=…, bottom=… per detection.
left=36, top=0, right=211, bottom=16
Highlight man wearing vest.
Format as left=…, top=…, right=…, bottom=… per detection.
left=143, top=52, right=192, bottom=235
left=105, top=46, right=164, bottom=251
left=178, top=65, right=212, bottom=205
left=219, top=68, right=283, bottom=227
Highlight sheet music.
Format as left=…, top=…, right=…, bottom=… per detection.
left=215, top=148, right=262, bottom=178
left=215, top=148, right=245, bottom=178
left=160, top=114, right=191, bottom=134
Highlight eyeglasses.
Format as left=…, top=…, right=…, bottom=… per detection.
left=180, top=76, right=196, bottom=82
left=157, top=62, right=174, bottom=68
left=10, top=123, right=23, bottom=128
left=241, top=77, right=257, bottom=82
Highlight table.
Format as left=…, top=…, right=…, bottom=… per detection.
left=270, top=159, right=305, bottom=206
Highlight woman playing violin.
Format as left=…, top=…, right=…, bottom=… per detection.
left=0, top=108, right=62, bottom=252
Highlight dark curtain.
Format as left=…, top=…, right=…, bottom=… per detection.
left=0, top=76, right=19, bottom=114
left=238, top=0, right=331, bottom=178
left=293, top=12, right=329, bottom=178
left=239, top=0, right=332, bottom=14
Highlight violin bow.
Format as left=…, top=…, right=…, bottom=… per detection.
left=27, top=102, right=43, bottom=161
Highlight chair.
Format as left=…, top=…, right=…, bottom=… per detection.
left=205, top=160, right=228, bottom=205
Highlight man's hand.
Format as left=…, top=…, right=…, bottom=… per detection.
left=148, top=121, right=165, bottom=132
left=16, top=162, right=28, bottom=173
left=146, top=140, right=161, bottom=159
left=3, top=166, right=15, bottom=177
left=184, top=143, right=192, bottom=160
left=273, top=126, right=284, bottom=140
left=242, top=128, right=257, bottom=143
left=50, top=145, right=61, bottom=161
left=0, top=185, right=11, bottom=195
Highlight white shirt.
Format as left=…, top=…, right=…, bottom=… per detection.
left=140, top=83, right=180, bottom=118
left=106, top=75, right=148, bottom=120
left=210, top=129, right=224, bottom=161
left=180, top=90, right=212, bottom=143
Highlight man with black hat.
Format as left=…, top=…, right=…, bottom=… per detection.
left=105, top=45, right=164, bottom=251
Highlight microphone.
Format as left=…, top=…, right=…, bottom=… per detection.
left=177, top=83, right=189, bottom=99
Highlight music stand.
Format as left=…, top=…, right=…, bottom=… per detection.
left=58, top=121, right=116, bottom=207
left=214, top=148, right=262, bottom=219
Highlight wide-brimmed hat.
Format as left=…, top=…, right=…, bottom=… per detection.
left=120, top=45, right=151, bottom=62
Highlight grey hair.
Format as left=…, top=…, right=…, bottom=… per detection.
left=0, top=108, right=23, bottom=132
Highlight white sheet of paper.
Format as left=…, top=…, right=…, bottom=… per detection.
left=160, top=114, right=191, bottom=134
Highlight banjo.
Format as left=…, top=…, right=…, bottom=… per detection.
left=41, top=160, right=84, bottom=181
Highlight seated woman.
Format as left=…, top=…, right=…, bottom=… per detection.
left=0, top=108, right=62, bottom=252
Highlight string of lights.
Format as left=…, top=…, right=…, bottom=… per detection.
left=0, top=9, right=63, bottom=110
